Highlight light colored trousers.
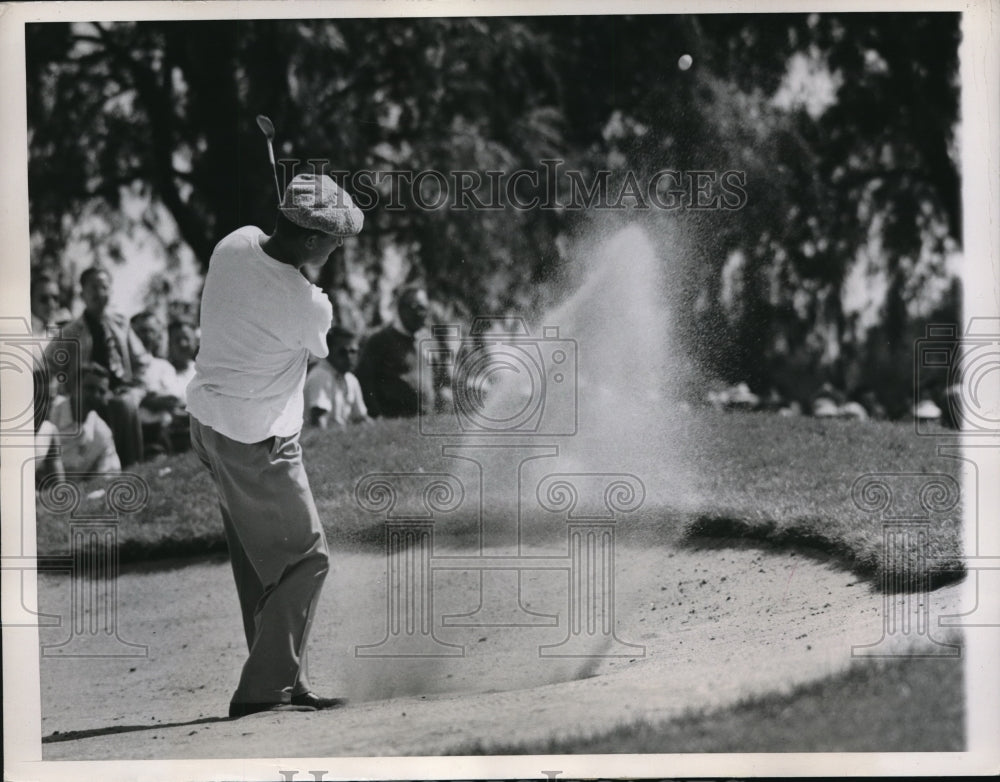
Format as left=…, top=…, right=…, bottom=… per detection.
left=190, top=416, right=329, bottom=705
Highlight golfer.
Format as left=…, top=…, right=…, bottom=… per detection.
left=187, top=173, right=363, bottom=718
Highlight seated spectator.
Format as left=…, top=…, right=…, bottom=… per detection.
left=33, top=327, right=63, bottom=489
left=914, top=397, right=943, bottom=423
left=140, top=317, right=199, bottom=455
left=30, top=273, right=62, bottom=420
left=356, top=285, right=451, bottom=418
left=838, top=400, right=870, bottom=421
left=49, top=266, right=148, bottom=467
left=810, top=382, right=845, bottom=418
left=706, top=382, right=760, bottom=411
left=31, top=271, right=61, bottom=340
left=130, top=310, right=166, bottom=358
left=727, top=382, right=760, bottom=410
left=47, top=364, right=122, bottom=476
left=34, top=417, right=64, bottom=492
left=760, top=387, right=786, bottom=413
left=858, top=389, right=888, bottom=421
left=304, top=326, right=371, bottom=429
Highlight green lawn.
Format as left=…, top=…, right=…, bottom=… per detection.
left=35, top=410, right=964, bottom=586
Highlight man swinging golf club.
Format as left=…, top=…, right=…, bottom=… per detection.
left=187, top=129, right=363, bottom=718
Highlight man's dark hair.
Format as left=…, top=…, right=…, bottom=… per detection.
left=79, top=266, right=111, bottom=288
left=329, top=324, right=356, bottom=341
left=397, top=284, right=427, bottom=307
left=130, top=310, right=160, bottom=327
left=31, top=271, right=56, bottom=291
left=326, top=324, right=357, bottom=352
left=168, top=316, right=197, bottom=334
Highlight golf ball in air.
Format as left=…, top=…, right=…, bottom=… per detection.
left=678, top=54, right=693, bottom=71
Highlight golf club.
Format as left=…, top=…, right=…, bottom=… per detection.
left=255, top=114, right=283, bottom=205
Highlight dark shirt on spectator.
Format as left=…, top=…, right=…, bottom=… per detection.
left=355, top=323, right=434, bottom=418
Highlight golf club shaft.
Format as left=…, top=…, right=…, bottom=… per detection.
left=266, top=141, right=282, bottom=206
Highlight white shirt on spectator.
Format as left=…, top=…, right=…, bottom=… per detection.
left=34, top=420, right=59, bottom=461
left=303, top=361, right=368, bottom=426
left=145, top=357, right=197, bottom=401
left=187, top=226, right=333, bottom=443
left=48, top=395, right=122, bottom=475
left=141, top=357, right=197, bottom=425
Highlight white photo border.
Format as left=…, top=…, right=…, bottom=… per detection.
left=2, top=0, right=998, bottom=779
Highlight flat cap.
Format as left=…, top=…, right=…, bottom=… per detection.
left=280, top=173, right=364, bottom=237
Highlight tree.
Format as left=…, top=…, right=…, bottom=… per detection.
left=27, top=14, right=961, bottom=410
left=27, top=18, right=568, bottom=317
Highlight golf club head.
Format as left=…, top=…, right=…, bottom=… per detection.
left=256, top=114, right=275, bottom=140
left=255, top=114, right=282, bottom=204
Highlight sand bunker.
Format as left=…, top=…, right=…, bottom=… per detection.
left=38, top=539, right=964, bottom=759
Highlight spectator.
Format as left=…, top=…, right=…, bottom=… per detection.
left=356, top=285, right=432, bottom=418
left=49, top=266, right=147, bottom=467
left=304, top=325, right=370, bottom=429
left=760, top=387, right=786, bottom=413
left=31, top=272, right=61, bottom=339
left=30, top=272, right=62, bottom=425
left=34, top=416, right=64, bottom=492
left=810, top=382, right=845, bottom=418
left=47, top=363, right=122, bottom=476
left=140, top=317, right=199, bottom=455
left=706, top=382, right=760, bottom=411
left=166, top=318, right=198, bottom=384
left=858, top=389, right=888, bottom=421
left=838, top=400, right=870, bottom=421
left=914, top=397, right=943, bottom=423
left=130, top=310, right=166, bottom=357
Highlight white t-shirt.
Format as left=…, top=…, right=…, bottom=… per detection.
left=303, top=361, right=368, bottom=426
left=49, top=396, right=122, bottom=475
left=187, top=226, right=333, bottom=443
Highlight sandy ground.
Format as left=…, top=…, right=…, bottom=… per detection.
left=38, top=540, right=965, bottom=759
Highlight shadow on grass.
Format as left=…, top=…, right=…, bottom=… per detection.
left=682, top=514, right=966, bottom=593
left=48, top=501, right=967, bottom=601
left=116, top=539, right=229, bottom=572
left=118, top=551, right=230, bottom=575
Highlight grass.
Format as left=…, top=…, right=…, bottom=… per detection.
left=449, top=651, right=965, bottom=754
left=33, top=410, right=968, bottom=755
left=670, top=412, right=965, bottom=588
left=34, top=410, right=965, bottom=587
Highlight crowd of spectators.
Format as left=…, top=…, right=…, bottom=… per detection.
left=32, top=268, right=454, bottom=490
left=704, top=378, right=951, bottom=425
left=32, top=266, right=199, bottom=487
left=37, top=259, right=950, bottom=492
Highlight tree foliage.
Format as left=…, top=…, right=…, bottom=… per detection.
left=26, top=13, right=961, bottom=404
